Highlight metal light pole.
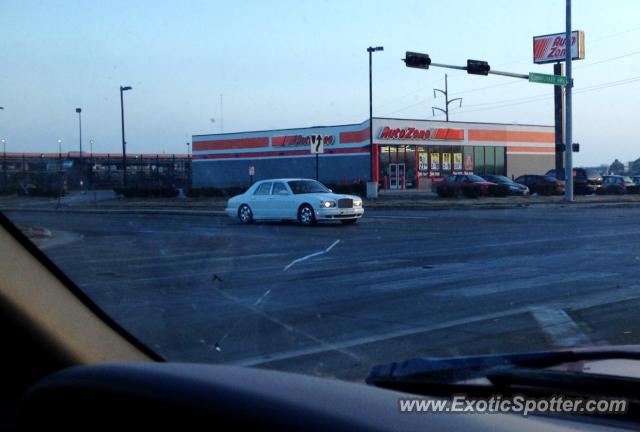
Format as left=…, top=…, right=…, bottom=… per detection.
left=564, top=0, right=574, bottom=202
left=89, top=139, right=94, bottom=187
left=367, top=46, right=383, bottom=190
left=120, top=86, right=132, bottom=187
left=186, top=142, right=191, bottom=186
left=75, top=108, right=83, bottom=190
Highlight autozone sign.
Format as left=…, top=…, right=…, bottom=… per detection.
left=377, top=126, right=464, bottom=141
left=533, top=31, right=585, bottom=64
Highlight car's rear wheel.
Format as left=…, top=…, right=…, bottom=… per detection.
left=238, top=204, right=253, bottom=224
left=298, top=204, right=316, bottom=226
left=341, top=219, right=357, bottom=225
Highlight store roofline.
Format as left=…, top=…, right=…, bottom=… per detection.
left=192, top=117, right=552, bottom=139
left=192, top=120, right=369, bottom=138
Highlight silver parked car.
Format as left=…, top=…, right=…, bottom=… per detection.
left=225, top=179, right=364, bottom=225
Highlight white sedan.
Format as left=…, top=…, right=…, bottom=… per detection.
left=225, top=179, right=364, bottom=225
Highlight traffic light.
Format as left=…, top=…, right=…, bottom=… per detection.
left=467, top=59, right=490, bottom=75
left=404, top=51, right=431, bottom=69
left=572, top=143, right=580, bottom=152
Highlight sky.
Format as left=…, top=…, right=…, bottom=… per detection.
left=1, top=0, right=639, bottom=166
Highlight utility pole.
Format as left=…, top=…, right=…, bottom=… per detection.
left=120, top=85, right=132, bottom=187
left=76, top=108, right=83, bottom=191
left=432, top=74, right=462, bottom=121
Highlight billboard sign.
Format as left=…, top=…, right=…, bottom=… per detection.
left=533, top=30, right=585, bottom=64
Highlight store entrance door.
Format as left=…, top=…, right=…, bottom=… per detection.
left=389, top=163, right=405, bottom=189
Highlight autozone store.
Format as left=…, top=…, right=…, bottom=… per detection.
left=192, top=117, right=555, bottom=189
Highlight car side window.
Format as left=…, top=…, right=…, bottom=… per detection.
left=254, top=182, right=273, bottom=195
left=272, top=182, right=288, bottom=195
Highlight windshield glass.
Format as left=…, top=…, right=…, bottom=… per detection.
left=287, top=180, right=330, bottom=194
left=489, top=175, right=511, bottom=184
left=3, top=0, right=640, bottom=394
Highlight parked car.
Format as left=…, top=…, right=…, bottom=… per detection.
left=225, top=178, right=364, bottom=225
left=482, top=175, right=529, bottom=196
left=600, top=175, right=639, bottom=194
left=545, top=168, right=603, bottom=194
left=514, top=175, right=564, bottom=195
left=631, top=176, right=640, bottom=185
left=436, top=174, right=497, bottom=198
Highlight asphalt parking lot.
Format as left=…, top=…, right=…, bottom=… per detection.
left=5, top=206, right=640, bottom=381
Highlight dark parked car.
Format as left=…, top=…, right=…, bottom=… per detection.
left=600, top=175, right=639, bottom=194
left=483, top=175, right=530, bottom=196
left=545, top=168, right=603, bottom=194
left=514, top=175, right=564, bottom=195
left=436, top=174, right=497, bottom=198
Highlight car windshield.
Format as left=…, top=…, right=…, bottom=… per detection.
left=4, top=1, right=640, bottom=411
left=287, top=180, right=331, bottom=194
left=488, top=175, right=511, bottom=184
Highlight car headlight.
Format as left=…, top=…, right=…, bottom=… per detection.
left=320, top=200, right=336, bottom=208
left=353, top=199, right=362, bottom=207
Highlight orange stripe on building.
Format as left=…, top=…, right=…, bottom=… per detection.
left=436, top=128, right=464, bottom=140
left=340, top=128, right=369, bottom=144
left=507, top=146, right=555, bottom=154
left=469, top=130, right=554, bottom=143
left=193, top=137, right=269, bottom=151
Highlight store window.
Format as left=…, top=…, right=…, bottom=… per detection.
left=452, top=146, right=463, bottom=174
left=495, top=147, right=506, bottom=175
left=418, top=145, right=428, bottom=177
left=474, top=147, right=485, bottom=175
left=485, top=146, right=495, bottom=175
left=463, top=146, right=474, bottom=174
left=404, top=145, right=417, bottom=188
left=379, top=146, right=391, bottom=181
left=429, top=146, right=441, bottom=177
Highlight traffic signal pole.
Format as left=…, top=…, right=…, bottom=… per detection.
left=564, top=0, right=574, bottom=202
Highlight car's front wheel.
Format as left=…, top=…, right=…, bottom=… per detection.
left=238, top=204, right=253, bottom=224
left=298, top=204, right=316, bottom=226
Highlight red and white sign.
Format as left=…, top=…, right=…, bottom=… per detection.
left=377, top=126, right=464, bottom=141
left=533, top=31, right=585, bottom=64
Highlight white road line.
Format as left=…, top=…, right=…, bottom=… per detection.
left=283, top=239, right=341, bottom=271
left=254, top=289, right=272, bottom=306
left=529, top=307, right=592, bottom=348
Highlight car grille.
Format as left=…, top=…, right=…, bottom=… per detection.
left=338, top=198, right=353, bottom=209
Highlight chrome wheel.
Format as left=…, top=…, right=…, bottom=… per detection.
left=238, top=204, right=253, bottom=224
left=298, top=205, right=315, bottom=226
